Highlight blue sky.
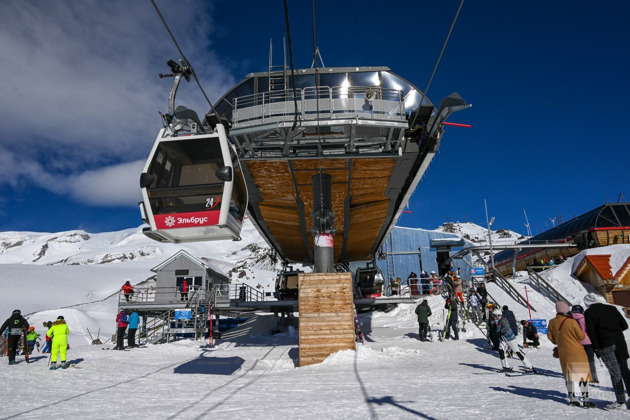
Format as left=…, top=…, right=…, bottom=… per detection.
left=1, top=0, right=628, bottom=236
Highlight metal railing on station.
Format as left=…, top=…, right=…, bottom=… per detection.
left=232, top=86, right=406, bottom=127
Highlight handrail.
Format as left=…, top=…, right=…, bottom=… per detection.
left=232, top=85, right=406, bottom=127
left=491, top=269, right=536, bottom=312
left=118, top=286, right=209, bottom=305
left=526, top=267, right=571, bottom=306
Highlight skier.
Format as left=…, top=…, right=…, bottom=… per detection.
left=26, top=326, right=39, bottom=354
left=41, top=321, right=53, bottom=353
left=47, top=316, right=70, bottom=370
left=548, top=301, right=594, bottom=407
left=115, top=310, right=128, bottom=350
left=443, top=297, right=459, bottom=340
left=570, top=305, right=598, bottom=383
left=487, top=303, right=500, bottom=350
left=415, top=299, right=432, bottom=341
left=127, top=310, right=140, bottom=348
left=494, top=309, right=535, bottom=373
left=0, top=309, right=29, bottom=365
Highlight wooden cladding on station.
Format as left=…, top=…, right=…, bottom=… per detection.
left=245, top=157, right=396, bottom=263
left=298, top=273, right=356, bottom=367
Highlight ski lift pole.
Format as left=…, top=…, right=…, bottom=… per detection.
left=525, top=286, right=533, bottom=322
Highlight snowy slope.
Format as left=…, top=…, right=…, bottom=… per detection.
left=2, top=225, right=630, bottom=418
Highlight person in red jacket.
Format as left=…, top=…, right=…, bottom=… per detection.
left=115, top=310, right=128, bottom=350
left=180, top=280, right=189, bottom=301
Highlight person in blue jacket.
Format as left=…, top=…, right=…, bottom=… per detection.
left=127, top=311, right=140, bottom=348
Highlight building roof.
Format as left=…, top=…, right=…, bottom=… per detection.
left=574, top=254, right=613, bottom=279
left=151, top=249, right=208, bottom=273
left=615, top=257, right=630, bottom=281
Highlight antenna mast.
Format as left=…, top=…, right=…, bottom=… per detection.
left=523, top=209, right=532, bottom=237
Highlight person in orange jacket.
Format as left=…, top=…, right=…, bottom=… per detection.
left=121, top=281, right=134, bottom=302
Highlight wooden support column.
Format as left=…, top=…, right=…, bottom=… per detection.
left=298, top=272, right=356, bottom=367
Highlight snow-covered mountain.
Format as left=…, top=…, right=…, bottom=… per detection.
left=435, top=221, right=526, bottom=245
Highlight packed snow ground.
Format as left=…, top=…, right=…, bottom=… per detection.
left=2, top=225, right=630, bottom=418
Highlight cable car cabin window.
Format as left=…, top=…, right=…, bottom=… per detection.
left=319, top=73, right=347, bottom=91
left=146, top=137, right=226, bottom=216
left=348, top=72, right=380, bottom=89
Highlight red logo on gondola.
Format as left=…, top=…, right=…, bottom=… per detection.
left=154, top=211, right=220, bottom=229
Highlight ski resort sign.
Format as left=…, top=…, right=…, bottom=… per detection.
left=531, top=319, right=548, bottom=334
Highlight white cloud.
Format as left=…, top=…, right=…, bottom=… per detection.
left=67, top=160, right=146, bottom=206
left=0, top=0, right=237, bottom=206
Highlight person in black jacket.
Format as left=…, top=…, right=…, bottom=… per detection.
left=502, top=306, right=518, bottom=337
left=584, top=293, right=630, bottom=410
left=0, top=309, right=29, bottom=365
left=415, top=300, right=432, bottom=341
left=521, top=320, right=540, bottom=347
left=444, top=297, right=459, bottom=340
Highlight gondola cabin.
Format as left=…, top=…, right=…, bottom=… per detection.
left=355, top=265, right=384, bottom=298
left=275, top=267, right=302, bottom=300
left=139, top=124, right=248, bottom=243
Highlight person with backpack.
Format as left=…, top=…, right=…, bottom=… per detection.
left=115, top=310, right=129, bottom=350
left=494, top=308, right=534, bottom=373
left=47, top=316, right=70, bottom=370
left=0, top=309, right=29, bottom=365
left=415, top=300, right=432, bottom=341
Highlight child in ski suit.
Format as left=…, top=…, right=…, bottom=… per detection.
left=47, top=316, right=69, bottom=369
left=42, top=321, right=53, bottom=353
left=494, top=309, right=534, bottom=373
left=26, top=326, right=39, bottom=354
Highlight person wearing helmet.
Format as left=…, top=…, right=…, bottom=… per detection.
left=47, top=316, right=70, bottom=369
left=494, top=308, right=535, bottom=374
left=570, top=304, right=599, bottom=383
left=26, top=326, right=40, bottom=354
left=0, top=309, right=29, bottom=365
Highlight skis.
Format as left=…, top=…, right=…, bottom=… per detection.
left=442, top=307, right=452, bottom=341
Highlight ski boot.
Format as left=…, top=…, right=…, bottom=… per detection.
left=50, top=362, right=58, bottom=370
left=524, top=367, right=536, bottom=374
left=499, top=367, right=514, bottom=373
left=61, top=362, right=69, bottom=369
